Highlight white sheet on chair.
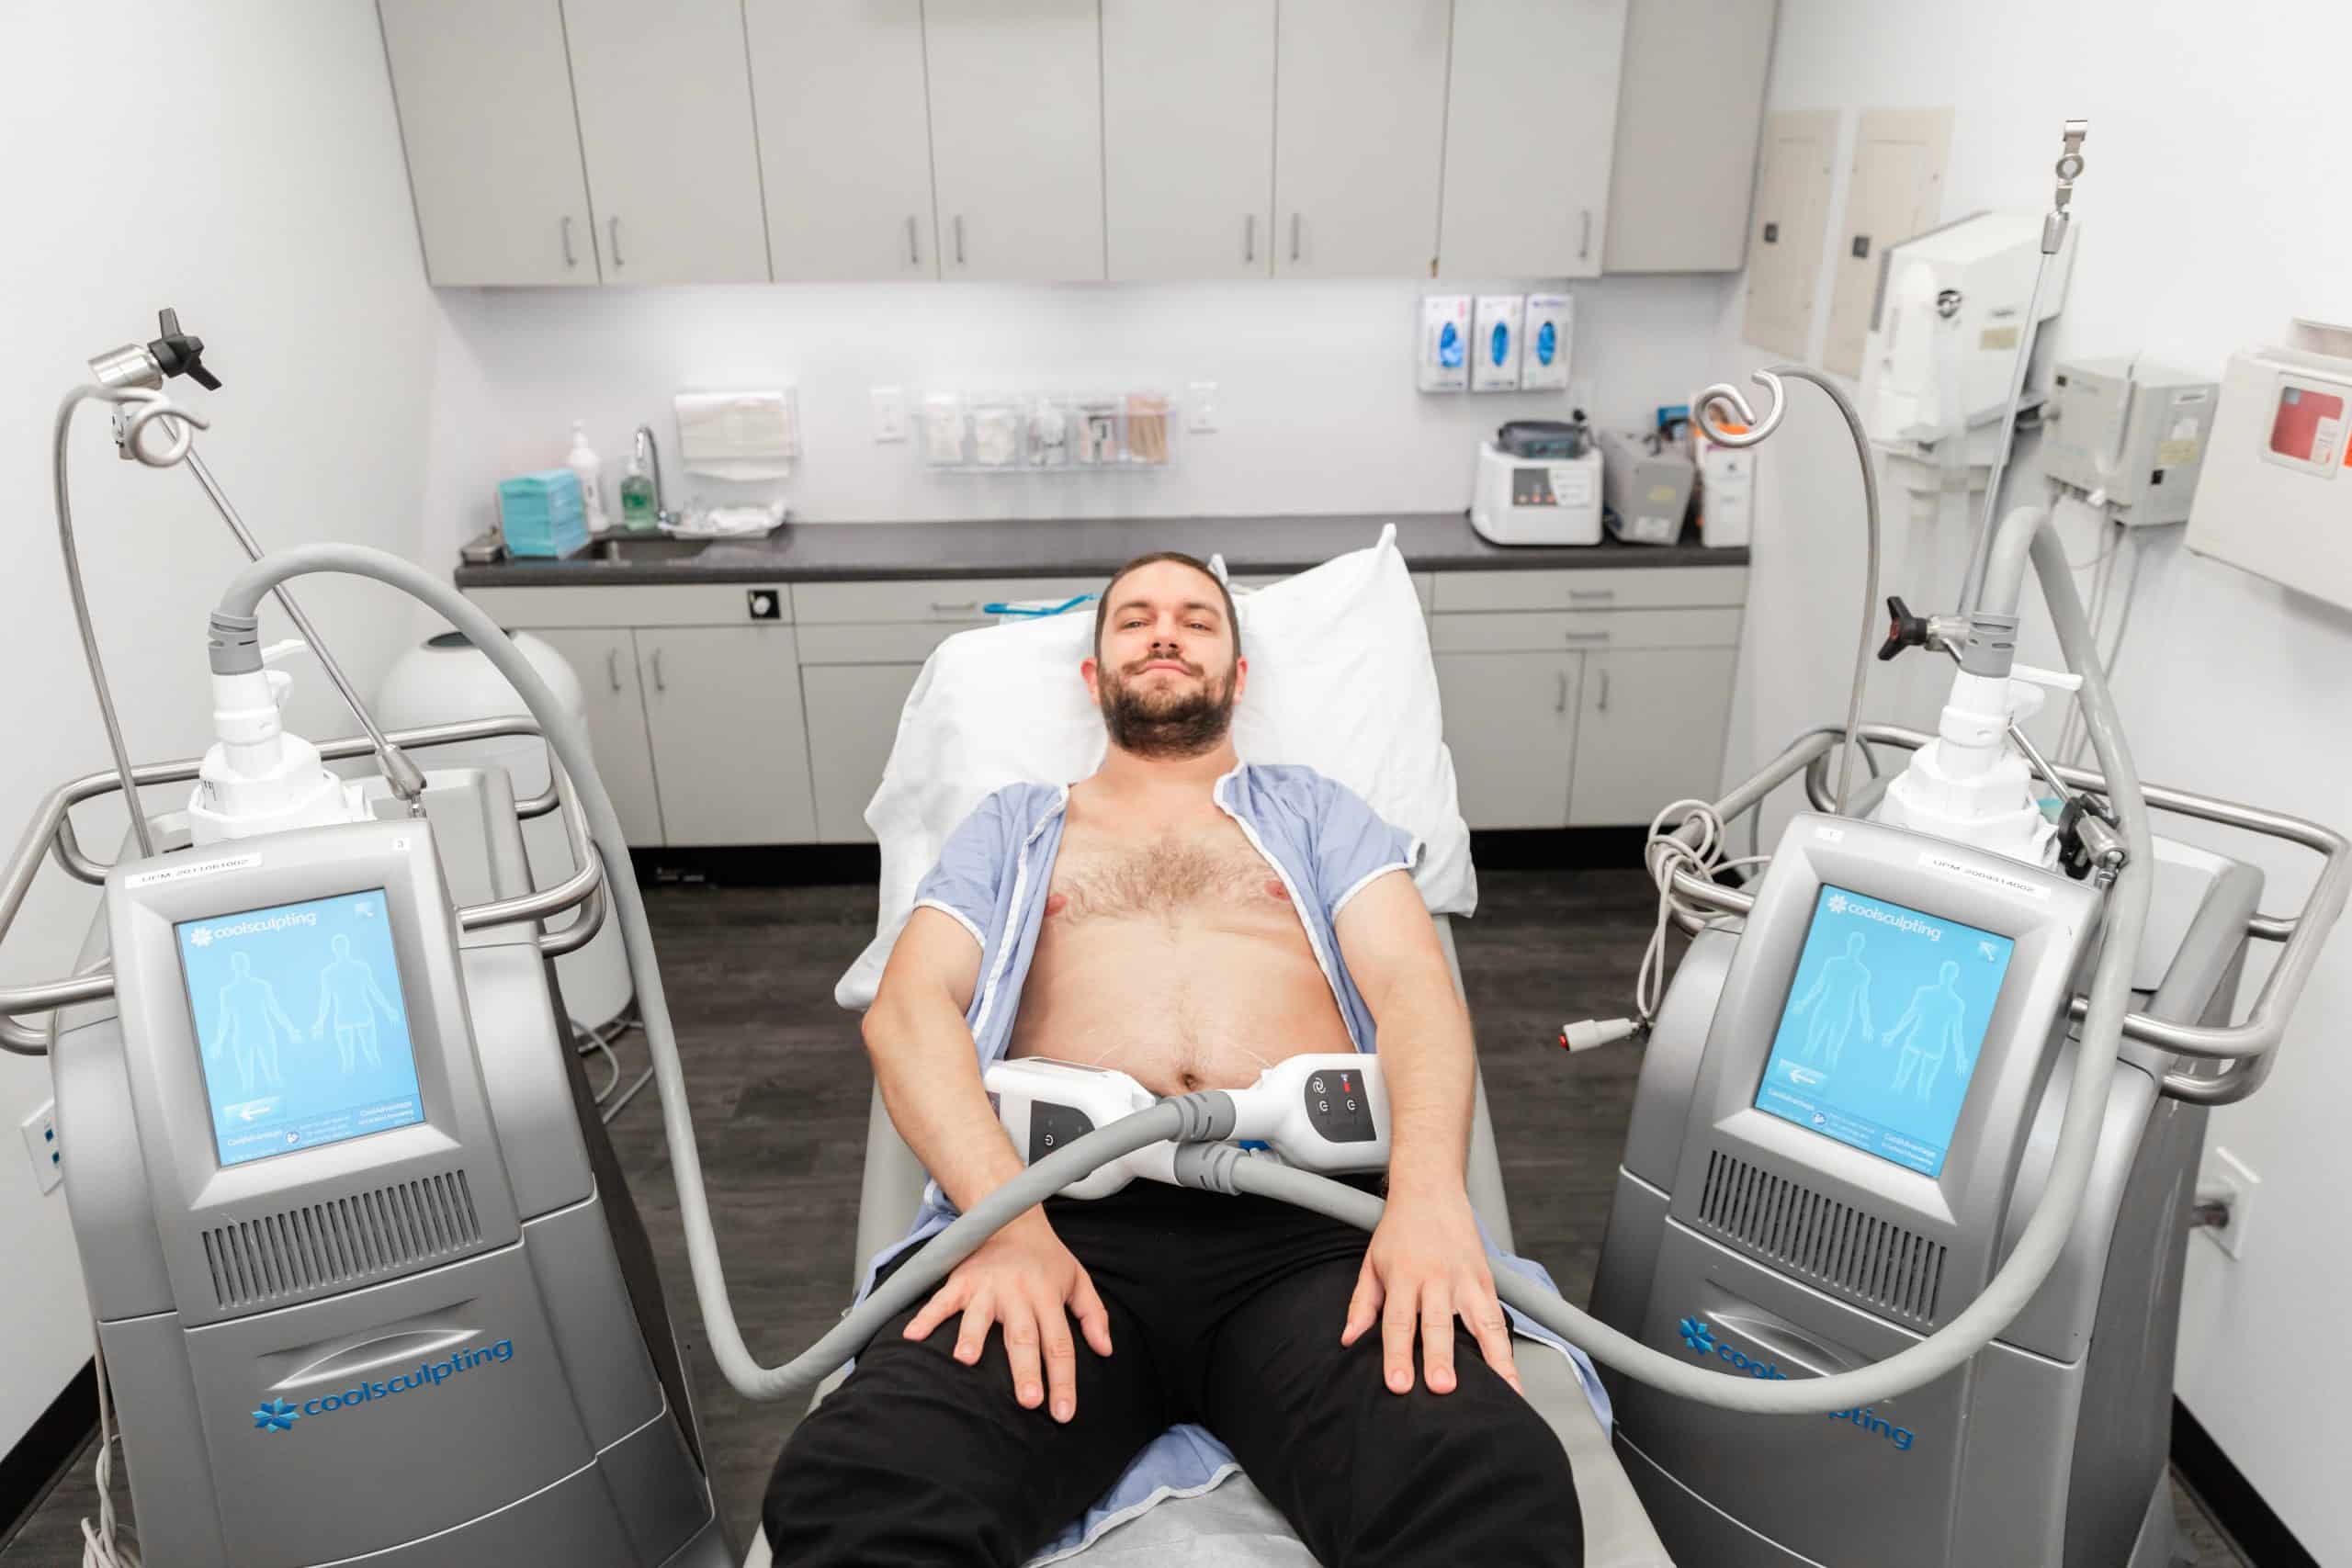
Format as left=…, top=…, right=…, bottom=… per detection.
left=838, top=525, right=1476, bottom=1009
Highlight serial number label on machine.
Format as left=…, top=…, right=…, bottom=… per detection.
left=124, top=853, right=259, bottom=888
left=1917, top=852, right=2052, bottom=899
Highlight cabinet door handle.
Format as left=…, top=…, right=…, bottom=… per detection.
left=1598, top=669, right=1611, bottom=713
left=1554, top=671, right=1569, bottom=715
left=1567, top=587, right=1615, bottom=603
left=1578, top=209, right=1592, bottom=261
left=605, top=648, right=621, bottom=693
left=650, top=647, right=665, bottom=692
left=1290, top=213, right=1302, bottom=264
left=561, top=215, right=578, bottom=269
left=929, top=599, right=978, bottom=615
left=955, top=214, right=966, bottom=266
left=1565, top=630, right=1611, bottom=644
left=1244, top=212, right=1256, bottom=264
left=609, top=215, right=624, bottom=270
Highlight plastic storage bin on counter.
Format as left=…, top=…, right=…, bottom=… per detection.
left=920, top=390, right=1175, bottom=473
left=496, top=469, right=590, bottom=558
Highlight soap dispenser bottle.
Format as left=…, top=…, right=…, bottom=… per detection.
left=567, top=421, right=608, bottom=533
left=619, top=451, right=656, bottom=531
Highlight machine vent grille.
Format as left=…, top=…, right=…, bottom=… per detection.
left=1695, top=1152, right=1946, bottom=1325
left=200, top=1171, right=482, bottom=1311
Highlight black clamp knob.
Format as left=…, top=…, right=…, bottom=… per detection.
left=1878, top=595, right=1929, bottom=662
left=148, top=307, right=220, bottom=391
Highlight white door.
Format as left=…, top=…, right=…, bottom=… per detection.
left=1741, top=109, right=1839, bottom=360
left=1102, top=0, right=1276, bottom=281
left=1272, top=0, right=1452, bottom=277
left=530, top=628, right=667, bottom=846
left=745, top=0, right=937, bottom=281
left=378, top=0, right=598, bottom=286
left=1567, top=649, right=1736, bottom=826
left=803, top=664, right=927, bottom=843
left=1434, top=652, right=1577, bottom=829
left=637, top=628, right=819, bottom=845
left=1822, top=107, right=1954, bottom=378
left=923, top=0, right=1105, bottom=281
left=1438, top=0, right=1628, bottom=279
left=561, top=0, right=771, bottom=284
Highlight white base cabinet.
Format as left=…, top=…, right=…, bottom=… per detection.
left=470, top=563, right=1744, bottom=848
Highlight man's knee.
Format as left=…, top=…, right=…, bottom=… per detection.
left=1342, top=1363, right=1585, bottom=1565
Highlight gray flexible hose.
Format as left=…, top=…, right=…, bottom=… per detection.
left=211, top=543, right=1236, bottom=1402
left=214, top=536, right=2146, bottom=1416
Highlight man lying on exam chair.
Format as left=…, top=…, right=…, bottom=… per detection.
left=763, top=551, right=1581, bottom=1567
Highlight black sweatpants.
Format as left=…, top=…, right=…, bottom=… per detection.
left=763, top=1179, right=1583, bottom=1566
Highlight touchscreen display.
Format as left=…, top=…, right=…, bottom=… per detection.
left=176, top=888, right=425, bottom=1167
left=1752, top=885, right=2015, bottom=1177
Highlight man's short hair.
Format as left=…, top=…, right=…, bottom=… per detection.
left=1092, top=551, right=1242, bottom=661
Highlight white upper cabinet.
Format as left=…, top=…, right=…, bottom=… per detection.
left=745, top=0, right=938, bottom=281
left=1439, top=0, right=1628, bottom=279
left=561, top=0, right=771, bottom=285
left=1102, top=0, right=1276, bottom=281
left=1603, top=0, right=1777, bottom=274
left=379, top=0, right=599, bottom=286
left=1272, top=0, right=1452, bottom=278
left=923, top=0, right=1106, bottom=282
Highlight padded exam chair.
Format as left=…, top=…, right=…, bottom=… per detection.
left=747, top=917, right=1673, bottom=1567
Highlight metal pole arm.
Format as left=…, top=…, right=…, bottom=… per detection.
left=0, top=717, right=606, bottom=1055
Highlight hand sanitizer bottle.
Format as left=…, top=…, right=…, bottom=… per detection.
left=567, top=421, right=608, bottom=533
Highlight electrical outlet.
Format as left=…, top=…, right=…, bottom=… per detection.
left=1186, top=382, right=1219, bottom=434
left=2196, top=1145, right=2258, bottom=1259
left=871, top=386, right=908, bottom=443
left=19, top=1099, right=61, bottom=1195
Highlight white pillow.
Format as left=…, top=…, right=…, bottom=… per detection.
left=837, top=525, right=1476, bottom=1009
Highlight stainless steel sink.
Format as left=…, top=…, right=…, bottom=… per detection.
left=582, top=535, right=712, bottom=563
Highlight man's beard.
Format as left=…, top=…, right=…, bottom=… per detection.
left=1099, top=659, right=1237, bottom=759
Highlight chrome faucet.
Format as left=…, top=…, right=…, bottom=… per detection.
left=631, top=424, right=672, bottom=525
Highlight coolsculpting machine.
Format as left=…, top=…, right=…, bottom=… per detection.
left=1588, top=807, right=2271, bottom=1566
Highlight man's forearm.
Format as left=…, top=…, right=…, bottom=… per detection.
left=863, top=988, right=1027, bottom=1213
left=1374, top=992, right=1477, bottom=1196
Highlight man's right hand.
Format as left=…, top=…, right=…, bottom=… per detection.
left=902, top=1209, right=1113, bottom=1424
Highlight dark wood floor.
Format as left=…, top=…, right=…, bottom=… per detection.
left=2, top=870, right=2245, bottom=1566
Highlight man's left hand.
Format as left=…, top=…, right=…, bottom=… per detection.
left=1340, top=1180, right=1521, bottom=1397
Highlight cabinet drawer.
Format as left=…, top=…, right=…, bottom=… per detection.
left=1430, top=566, right=1747, bottom=613
left=1427, top=607, right=1741, bottom=654
left=795, top=620, right=994, bottom=664
left=791, top=578, right=1099, bottom=624
left=464, top=583, right=792, bottom=628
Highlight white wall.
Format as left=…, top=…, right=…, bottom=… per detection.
left=419, top=273, right=1733, bottom=561
left=1724, top=2, right=2352, bottom=1554
left=0, top=3, right=438, bottom=1454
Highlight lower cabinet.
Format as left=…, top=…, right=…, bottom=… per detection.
left=802, top=662, right=927, bottom=843
left=1433, top=642, right=1738, bottom=829
left=1433, top=651, right=1580, bottom=829
left=1567, top=647, right=1736, bottom=827
left=530, top=626, right=668, bottom=846
left=634, top=626, right=818, bottom=846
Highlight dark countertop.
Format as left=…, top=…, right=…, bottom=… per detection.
left=454, top=512, right=1747, bottom=589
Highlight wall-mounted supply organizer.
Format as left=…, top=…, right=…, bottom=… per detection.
left=919, top=389, right=1176, bottom=472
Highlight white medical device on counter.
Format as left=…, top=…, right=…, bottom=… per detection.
left=2185, top=318, right=2352, bottom=613
left=986, top=1055, right=1390, bottom=1198
left=1471, top=419, right=1603, bottom=546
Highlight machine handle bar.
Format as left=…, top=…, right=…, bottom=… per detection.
left=0, top=716, right=606, bottom=1053
left=1652, top=724, right=2346, bottom=1102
